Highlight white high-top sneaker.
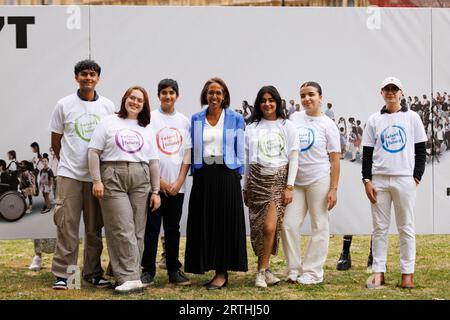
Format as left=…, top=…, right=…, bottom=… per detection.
left=28, top=255, right=42, bottom=271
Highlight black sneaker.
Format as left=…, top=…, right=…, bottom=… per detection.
left=42, top=207, right=51, bottom=213
left=336, top=251, right=351, bottom=271
left=169, top=270, right=191, bottom=286
left=52, top=277, right=68, bottom=290
left=141, top=271, right=155, bottom=287
left=85, top=276, right=112, bottom=289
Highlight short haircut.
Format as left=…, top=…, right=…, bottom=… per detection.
left=200, top=77, right=230, bottom=108
left=74, top=59, right=101, bottom=76
left=300, top=81, right=323, bottom=96
left=7, top=150, right=16, bottom=159
left=158, top=79, right=179, bottom=97
left=117, top=86, right=151, bottom=128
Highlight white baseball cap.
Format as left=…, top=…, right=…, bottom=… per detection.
left=381, top=77, right=403, bottom=91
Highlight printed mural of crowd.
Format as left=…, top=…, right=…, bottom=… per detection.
left=236, top=91, right=450, bottom=164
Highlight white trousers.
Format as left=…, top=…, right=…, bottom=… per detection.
left=370, top=175, right=417, bottom=274
left=281, top=176, right=330, bottom=281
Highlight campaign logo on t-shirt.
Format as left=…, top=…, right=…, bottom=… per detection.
left=156, top=127, right=183, bottom=155
left=115, top=129, right=145, bottom=154
left=380, top=125, right=407, bottom=153
left=74, top=113, right=101, bottom=142
left=258, top=131, right=286, bottom=158
left=298, top=127, right=315, bottom=152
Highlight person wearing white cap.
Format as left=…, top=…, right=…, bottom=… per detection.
left=362, top=77, right=427, bottom=289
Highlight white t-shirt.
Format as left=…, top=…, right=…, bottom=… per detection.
left=290, top=111, right=341, bottom=186
left=203, top=109, right=224, bottom=157
left=89, top=114, right=159, bottom=163
left=245, top=118, right=299, bottom=168
left=362, top=109, right=427, bottom=176
left=150, top=109, right=192, bottom=193
left=48, top=93, right=116, bottom=182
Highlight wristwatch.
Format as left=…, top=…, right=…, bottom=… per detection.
left=152, top=190, right=160, bottom=195
left=286, top=185, right=294, bottom=191
left=362, top=179, right=371, bottom=185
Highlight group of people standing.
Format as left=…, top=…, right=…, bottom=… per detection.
left=43, top=58, right=425, bottom=295
left=1, top=144, right=59, bottom=272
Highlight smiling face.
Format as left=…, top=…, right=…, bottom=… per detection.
left=260, top=92, right=277, bottom=120
left=159, top=86, right=178, bottom=112
left=206, top=82, right=224, bottom=110
left=75, top=68, right=99, bottom=92
left=381, top=84, right=402, bottom=107
left=125, top=89, right=145, bottom=120
left=300, top=86, right=322, bottom=116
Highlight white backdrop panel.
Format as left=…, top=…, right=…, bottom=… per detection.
left=0, top=6, right=89, bottom=239
left=432, top=9, right=450, bottom=234
left=0, top=6, right=446, bottom=238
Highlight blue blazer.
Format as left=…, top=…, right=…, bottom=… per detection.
left=191, top=107, right=245, bottom=175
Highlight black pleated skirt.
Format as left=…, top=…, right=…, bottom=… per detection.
left=184, top=163, right=248, bottom=274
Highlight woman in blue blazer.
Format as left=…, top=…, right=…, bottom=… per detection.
left=184, top=77, right=248, bottom=290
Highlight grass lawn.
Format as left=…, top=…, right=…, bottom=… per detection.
left=0, top=235, right=448, bottom=300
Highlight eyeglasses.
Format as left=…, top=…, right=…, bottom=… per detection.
left=383, top=85, right=400, bottom=93
left=207, top=90, right=223, bottom=97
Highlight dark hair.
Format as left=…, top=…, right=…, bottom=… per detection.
left=356, top=120, right=361, bottom=125
left=158, top=79, right=179, bottom=97
left=117, top=86, right=151, bottom=127
left=300, top=81, right=322, bottom=96
left=0, top=159, right=6, bottom=170
left=30, top=142, right=41, bottom=159
left=74, top=59, right=101, bottom=76
left=327, top=103, right=332, bottom=108
left=249, top=85, right=286, bottom=123
left=7, top=150, right=16, bottom=159
left=19, top=160, right=34, bottom=172
left=200, top=77, right=230, bottom=108
left=42, top=153, right=49, bottom=160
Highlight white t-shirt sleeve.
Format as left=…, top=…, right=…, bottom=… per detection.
left=413, top=112, right=427, bottom=143
left=286, top=120, right=300, bottom=153
left=147, top=128, right=160, bottom=161
left=48, top=102, right=64, bottom=134
left=326, top=121, right=341, bottom=153
left=362, top=116, right=376, bottom=147
left=184, top=117, right=193, bottom=149
left=88, top=120, right=107, bottom=151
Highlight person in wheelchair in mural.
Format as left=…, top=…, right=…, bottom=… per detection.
left=0, top=159, right=27, bottom=222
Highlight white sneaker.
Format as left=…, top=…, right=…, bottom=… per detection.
left=255, top=270, right=267, bottom=288
left=286, top=270, right=299, bottom=283
left=25, top=206, right=32, bottom=214
left=297, top=273, right=323, bottom=285
left=29, top=255, right=42, bottom=271
left=114, top=280, right=144, bottom=294
left=265, top=269, right=280, bottom=285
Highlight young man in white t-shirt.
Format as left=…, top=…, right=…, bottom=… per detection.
left=362, top=77, right=427, bottom=289
left=48, top=60, right=115, bottom=290
left=141, top=79, right=192, bottom=286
